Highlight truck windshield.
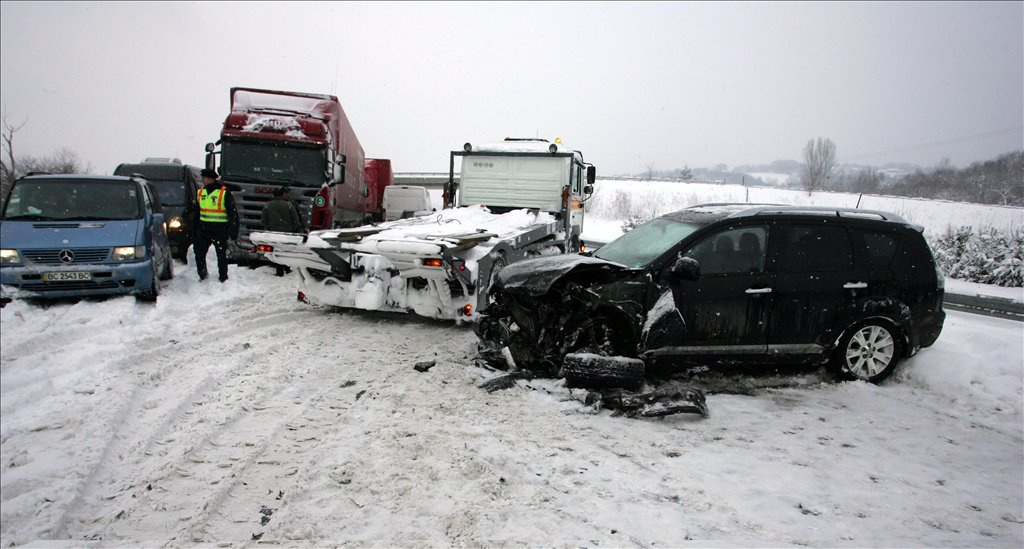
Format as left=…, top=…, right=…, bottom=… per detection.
left=220, top=140, right=325, bottom=187
left=593, top=217, right=700, bottom=268
left=3, top=179, right=141, bottom=221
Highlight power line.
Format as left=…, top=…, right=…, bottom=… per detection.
left=845, top=126, right=1023, bottom=162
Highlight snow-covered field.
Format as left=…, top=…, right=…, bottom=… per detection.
left=1, top=243, right=1022, bottom=546
left=582, top=179, right=1024, bottom=244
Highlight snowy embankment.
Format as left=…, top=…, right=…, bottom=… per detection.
left=1, top=252, right=1022, bottom=546
left=584, top=179, right=1023, bottom=237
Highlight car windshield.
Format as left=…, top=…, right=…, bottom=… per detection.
left=2, top=179, right=141, bottom=221
left=146, top=179, right=187, bottom=207
left=594, top=217, right=701, bottom=268
left=220, top=139, right=325, bottom=187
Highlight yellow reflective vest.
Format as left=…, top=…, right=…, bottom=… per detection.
left=198, top=186, right=229, bottom=223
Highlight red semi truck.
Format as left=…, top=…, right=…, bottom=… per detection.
left=204, top=87, right=391, bottom=262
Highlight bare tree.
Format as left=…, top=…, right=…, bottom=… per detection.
left=643, top=162, right=655, bottom=181
left=801, top=137, right=837, bottom=195
left=18, top=148, right=90, bottom=175
left=1, top=108, right=28, bottom=198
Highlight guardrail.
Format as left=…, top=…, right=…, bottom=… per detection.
left=944, top=292, right=1024, bottom=320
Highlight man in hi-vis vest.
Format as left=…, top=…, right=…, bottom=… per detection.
left=191, top=168, right=239, bottom=282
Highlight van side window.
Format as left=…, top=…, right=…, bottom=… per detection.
left=781, top=225, right=853, bottom=271
left=684, top=225, right=768, bottom=275
left=861, top=230, right=901, bottom=269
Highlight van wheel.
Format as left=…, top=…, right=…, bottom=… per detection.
left=159, top=257, right=174, bottom=280
left=136, top=271, right=160, bottom=303
left=832, top=320, right=900, bottom=383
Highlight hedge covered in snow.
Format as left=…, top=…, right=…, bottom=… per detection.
left=930, top=226, right=1023, bottom=287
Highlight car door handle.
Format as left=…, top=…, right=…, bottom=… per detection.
left=843, top=282, right=868, bottom=289
left=745, top=287, right=772, bottom=294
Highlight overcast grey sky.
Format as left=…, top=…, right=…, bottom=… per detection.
left=1, top=1, right=1021, bottom=176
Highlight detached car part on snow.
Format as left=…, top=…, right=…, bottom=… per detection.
left=476, top=203, right=946, bottom=400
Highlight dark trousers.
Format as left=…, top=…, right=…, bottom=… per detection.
left=193, top=231, right=229, bottom=281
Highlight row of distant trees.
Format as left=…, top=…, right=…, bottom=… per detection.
left=640, top=137, right=1023, bottom=207
left=1, top=111, right=90, bottom=200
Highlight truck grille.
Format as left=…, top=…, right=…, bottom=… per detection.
left=23, top=248, right=111, bottom=264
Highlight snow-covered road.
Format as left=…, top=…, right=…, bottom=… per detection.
left=2, top=258, right=1022, bottom=547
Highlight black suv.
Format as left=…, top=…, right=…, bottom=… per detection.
left=477, top=204, right=946, bottom=386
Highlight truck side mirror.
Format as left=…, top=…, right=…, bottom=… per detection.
left=669, top=256, right=700, bottom=281
left=583, top=184, right=594, bottom=195
left=329, top=163, right=346, bottom=187
left=586, top=165, right=596, bottom=185
left=205, top=143, right=216, bottom=153
left=337, top=154, right=346, bottom=165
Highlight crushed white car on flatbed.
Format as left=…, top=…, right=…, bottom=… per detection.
left=251, top=138, right=596, bottom=321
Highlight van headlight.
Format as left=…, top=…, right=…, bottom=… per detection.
left=0, top=249, right=21, bottom=264
left=113, top=245, right=146, bottom=261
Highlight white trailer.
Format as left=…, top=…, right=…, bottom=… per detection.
left=250, top=138, right=595, bottom=321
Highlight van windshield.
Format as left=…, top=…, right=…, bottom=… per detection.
left=220, top=139, right=325, bottom=187
left=146, top=179, right=187, bottom=207
left=593, top=217, right=701, bottom=268
left=2, top=179, right=141, bottom=221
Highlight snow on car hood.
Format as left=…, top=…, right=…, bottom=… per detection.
left=497, top=254, right=629, bottom=297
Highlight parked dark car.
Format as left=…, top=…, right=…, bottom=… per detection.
left=1, top=174, right=173, bottom=304
left=477, top=204, right=946, bottom=387
left=113, top=159, right=201, bottom=262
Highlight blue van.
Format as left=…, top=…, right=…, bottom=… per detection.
left=0, top=174, right=173, bottom=304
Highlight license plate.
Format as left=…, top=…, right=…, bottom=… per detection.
left=43, top=271, right=92, bottom=282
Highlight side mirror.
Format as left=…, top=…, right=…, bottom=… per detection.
left=583, top=184, right=594, bottom=195
left=669, top=256, right=700, bottom=281
left=204, top=142, right=216, bottom=153
left=586, top=165, right=596, bottom=185
left=337, top=154, right=347, bottom=165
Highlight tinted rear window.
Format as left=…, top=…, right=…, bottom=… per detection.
left=781, top=225, right=854, bottom=272
left=860, top=230, right=901, bottom=269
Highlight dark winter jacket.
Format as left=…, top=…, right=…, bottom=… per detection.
left=191, top=182, right=240, bottom=241
left=262, top=197, right=303, bottom=233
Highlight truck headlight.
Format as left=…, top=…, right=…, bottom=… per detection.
left=167, top=217, right=183, bottom=231
left=0, top=249, right=21, bottom=264
left=113, top=245, right=146, bottom=261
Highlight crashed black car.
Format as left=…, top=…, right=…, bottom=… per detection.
left=477, top=203, right=946, bottom=388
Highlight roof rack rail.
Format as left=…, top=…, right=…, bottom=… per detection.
left=748, top=206, right=907, bottom=223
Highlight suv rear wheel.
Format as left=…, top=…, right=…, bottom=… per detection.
left=833, top=320, right=900, bottom=383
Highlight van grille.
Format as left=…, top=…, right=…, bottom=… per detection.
left=10, top=280, right=126, bottom=292
left=23, top=248, right=111, bottom=264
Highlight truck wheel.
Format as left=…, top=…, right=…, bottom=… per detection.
left=562, top=353, right=645, bottom=391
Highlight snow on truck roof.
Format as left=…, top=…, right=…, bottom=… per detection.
left=465, top=139, right=576, bottom=155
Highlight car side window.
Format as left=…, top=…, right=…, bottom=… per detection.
left=860, top=229, right=901, bottom=269
left=684, top=225, right=768, bottom=275
left=141, top=184, right=155, bottom=214
left=781, top=224, right=854, bottom=272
